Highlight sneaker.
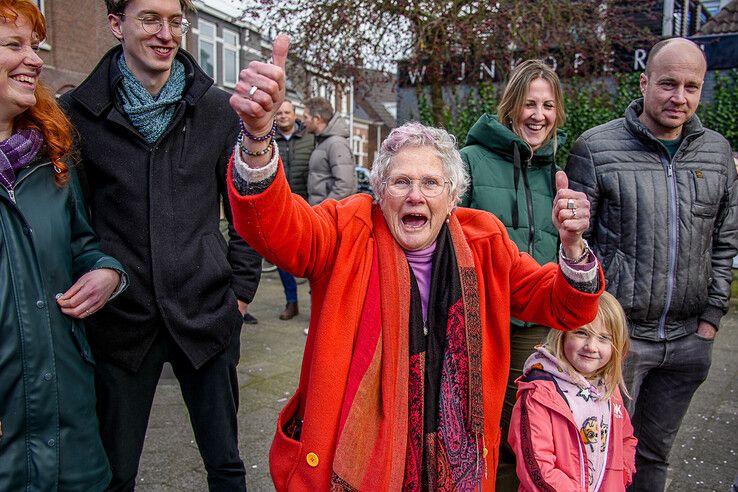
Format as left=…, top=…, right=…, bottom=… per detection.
left=279, top=302, right=299, bottom=320
left=243, top=312, right=258, bottom=325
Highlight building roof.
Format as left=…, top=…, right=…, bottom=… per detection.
left=699, top=0, right=738, bottom=34
left=354, top=69, right=397, bottom=128
left=194, top=0, right=261, bottom=31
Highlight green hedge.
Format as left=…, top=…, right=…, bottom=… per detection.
left=418, top=69, right=738, bottom=164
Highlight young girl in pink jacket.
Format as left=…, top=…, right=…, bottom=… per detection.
left=509, top=291, right=637, bottom=491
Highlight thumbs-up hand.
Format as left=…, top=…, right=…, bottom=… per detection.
left=230, top=34, right=289, bottom=140
left=552, top=171, right=590, bottom=262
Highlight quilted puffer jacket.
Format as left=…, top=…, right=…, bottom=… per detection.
left=566, top=99, right=738, bottom=341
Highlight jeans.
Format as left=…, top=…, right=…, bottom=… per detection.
left=624, top=332, right=713, bottom=492
left=95, top=327, right=246, bottom=492
left=278, top=268, right=298, bottom=303
left=495, top=324, right=550, bottom=492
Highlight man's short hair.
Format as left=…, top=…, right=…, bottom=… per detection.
left=105, top=0, right=195, bottom=15
left=303, top=97, right=335, bottom=123
left=645, top=37, right=707, bottom=76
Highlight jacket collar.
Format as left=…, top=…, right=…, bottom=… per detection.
left=465, top=113, right=566, bottom=167
left=276, top=120, right=308, bottom=140
left=624, top=98, right=705, bottom=144
left=69, top=45, right=213, bottom=118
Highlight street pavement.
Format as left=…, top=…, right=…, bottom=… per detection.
left=136, top=269, right=738, bottom=491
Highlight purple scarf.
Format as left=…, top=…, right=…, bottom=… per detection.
left=0, top=128, right=44, bottom=191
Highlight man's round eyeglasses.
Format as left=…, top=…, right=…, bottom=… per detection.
left=384, top=175, right=450, bottom=198
left=117, top=13, right=190, bottom=36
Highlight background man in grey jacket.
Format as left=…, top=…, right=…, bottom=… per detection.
left=566, top=38, right=738, bottom=492
left=302, top=96, right=356, bottom=205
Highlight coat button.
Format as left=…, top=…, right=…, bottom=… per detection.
left=22, top=227, right=32, bottom=236
left=43, top=373, right=52, bottom=381
left=306, top=452, right=319, bottom=467
left=36, top=300, right=45, bottom=309
left=47, top=438, right=55, bottom=447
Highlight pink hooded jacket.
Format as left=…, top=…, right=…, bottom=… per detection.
left=509, top=370, right=637, bottom=491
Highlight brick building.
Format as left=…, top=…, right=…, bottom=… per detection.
left=37, top=0, right=116, bottom=95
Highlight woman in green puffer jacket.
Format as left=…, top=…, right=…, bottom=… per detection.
left=460, top=59, right=567, bottom=492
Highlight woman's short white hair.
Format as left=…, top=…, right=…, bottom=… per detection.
left=370, top=122, right=469, bottom=204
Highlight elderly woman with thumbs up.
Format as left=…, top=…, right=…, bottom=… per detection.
left=225, top=35, right=604, bottom=491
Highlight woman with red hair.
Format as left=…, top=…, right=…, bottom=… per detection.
left=0, top=1, right=126, bottom=489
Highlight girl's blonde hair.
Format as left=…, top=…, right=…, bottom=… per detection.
left=497, top=59, right=565, bottom=154
left=544, top=291, right=630, bottom=400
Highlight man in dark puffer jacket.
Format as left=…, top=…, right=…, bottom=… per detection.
left=567, top=38, right=738, bottom=492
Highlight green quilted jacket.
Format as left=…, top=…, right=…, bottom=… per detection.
left=460, top=114, right=565, bottom=264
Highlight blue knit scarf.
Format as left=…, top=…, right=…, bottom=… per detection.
left=117, top=54, right=186, bottom=143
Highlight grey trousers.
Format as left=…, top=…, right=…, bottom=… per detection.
left=624, top=332, right=714, bottom=492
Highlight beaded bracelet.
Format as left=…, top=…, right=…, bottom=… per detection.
left=238, top=133, right=273, bottom=157
left=239, top=119, right=276, bottom=143
left=559, top=239, right=591, bottom=264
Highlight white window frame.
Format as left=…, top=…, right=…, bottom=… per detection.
left=222, top=28, right=239, bottom=88
left=198, top=19, right=217, bottom=80
left=352, top=135, right=366, bottom=167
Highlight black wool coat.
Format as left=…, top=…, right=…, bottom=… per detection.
left=60, top=46, right=261, bottom=371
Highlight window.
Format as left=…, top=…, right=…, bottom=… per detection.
left=222, top=29, right=239, bottom=87
left=352, top=135, right=366, bottom=167
left=35, top=0, right=44, bottom=14
left=198, top=20, right=216, bottom=79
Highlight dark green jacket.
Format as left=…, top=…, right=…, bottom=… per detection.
left=0, top=159, right=125, bottom=491
left=275, top=120, right=314, bottom=199
left=460, top=114, right=564, bottom=263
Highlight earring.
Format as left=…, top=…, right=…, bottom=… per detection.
left=446, top=212, right=451, bottom=224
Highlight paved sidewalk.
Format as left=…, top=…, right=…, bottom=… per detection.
left=136, top=269, right=738, bottom=491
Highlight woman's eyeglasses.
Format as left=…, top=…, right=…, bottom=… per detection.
left=384, top=174, right=449, bottom=198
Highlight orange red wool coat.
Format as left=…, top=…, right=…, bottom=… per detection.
left=227, top=160, right=604, bottom=491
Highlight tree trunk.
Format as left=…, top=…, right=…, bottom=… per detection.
left=429, top=68, right=445, bottom=126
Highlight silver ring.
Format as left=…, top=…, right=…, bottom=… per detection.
left=85, top=309, right=91, bottom=316
left=566, top=198, right=575, bottom=210
left=571, top=208, right=577, bottom=218
left=247, top=85, right=258, bottom=99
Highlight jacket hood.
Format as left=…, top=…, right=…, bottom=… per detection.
left=318, top=113, right=350, bottom=139
left=69, top=45, right=213, bottom=118
left=464, top=113, right=566, bottom=166
left=624, top=98, right=705, bottom=144
left=521, top=347, right=606, bottom=401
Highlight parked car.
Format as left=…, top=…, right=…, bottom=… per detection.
left=355, top=166, right=374, bottom=198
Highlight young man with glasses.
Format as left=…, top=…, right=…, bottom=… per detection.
left=60, top=1, right=260, bottom=490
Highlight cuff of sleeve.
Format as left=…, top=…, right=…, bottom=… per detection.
left=700, top=305, right=725, bottom=331
left=109, top=272, right=128, bottom=301
left=91, top=260, right=128, bottom=301
left=560, top=250, right=598, bottom=284
left=232, top=143, right=279, bottom=196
